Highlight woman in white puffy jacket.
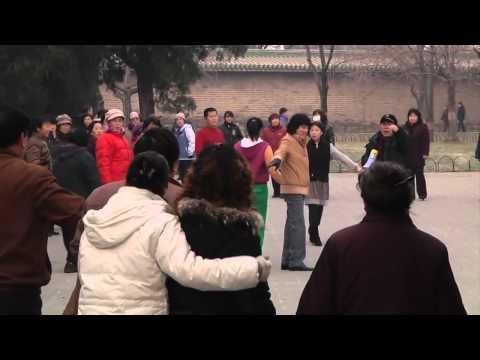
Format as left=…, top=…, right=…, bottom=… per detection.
left=78, top=151, right=271, bottom=315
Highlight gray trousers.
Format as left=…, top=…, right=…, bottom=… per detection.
left=282, top=194, right=306, bottom=267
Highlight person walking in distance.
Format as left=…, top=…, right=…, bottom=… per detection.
left=279, top=107, right=289, bottom=128
left=441, top=105, right=449, bottom=132
left=173, top=112, right=195, bottom=182
left=306, top=121, right=361, bottom=247
left=220, top=110, right=243, bottom=147
left=195, top=107, right=225, bottom=156
left=0, top=106, right=85, bottom=315
left=403, top=108, right=430, bottom=201
left=268, top=114, right=313, bottom=271
left=96, top=109, right=134, bottom=184
left=235, top=117, right=279, bottom=249
left=261, top=113, right=287, bottom=198
left=457, top=102, right=466, bottom=132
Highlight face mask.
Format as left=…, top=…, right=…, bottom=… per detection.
left=312, top=115, right=321, bottom=122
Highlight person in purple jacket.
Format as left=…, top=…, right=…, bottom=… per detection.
left=297, top=161, right=466, bottom=315
left=235, top=117, right=278, bottom=249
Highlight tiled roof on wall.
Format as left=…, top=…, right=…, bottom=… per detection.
left=199, top=49, right=478, bottom=74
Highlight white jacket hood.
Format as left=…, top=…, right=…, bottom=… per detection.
left=83, top=186, right=169, bottom=249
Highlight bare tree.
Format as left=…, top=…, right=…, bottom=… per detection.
left=111, top=66, right=138, bottom=121
left=305, top=45, right=335, bottom=113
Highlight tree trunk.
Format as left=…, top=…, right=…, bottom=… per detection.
left=136, top=63, right=155, bottom=118
left=320, top=71, right=329, bottom=113
left=447, top=80, right=458, bottom=141
left=426, top=48, right=435, bottom=141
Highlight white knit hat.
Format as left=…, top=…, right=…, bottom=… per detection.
left=105, top=109, right=125, bottom=122
left=129, top=111, right=139, bottom=119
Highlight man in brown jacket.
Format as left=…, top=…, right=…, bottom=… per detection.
left=63, top=127, right=183, bottom=315
left=0, top=106, right=85, bottom=315
left=24, top=116, right=54, bottom=171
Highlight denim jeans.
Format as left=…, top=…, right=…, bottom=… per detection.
left=282, top=194, right=306, bottom=267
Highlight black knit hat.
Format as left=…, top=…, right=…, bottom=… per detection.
left=380, top=114, right=398, bottom=125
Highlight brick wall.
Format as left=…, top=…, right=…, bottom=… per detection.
left=100, top=72, right=480, bottom=131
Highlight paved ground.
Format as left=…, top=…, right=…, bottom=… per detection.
left=42, top=172, right=480, bottom=315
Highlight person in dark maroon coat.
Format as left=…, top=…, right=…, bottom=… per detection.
left=403, top=108, right=430, bottom=200
left=296, top=161, right=466, bottom=315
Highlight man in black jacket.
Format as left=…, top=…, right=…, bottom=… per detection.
left=361, top=114, right=409, bottom=169
left=219, top=111, right=243, bottom=147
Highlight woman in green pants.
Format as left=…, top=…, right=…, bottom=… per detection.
left=235, top=118, right=277, bottom=249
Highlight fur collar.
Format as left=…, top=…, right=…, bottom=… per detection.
left=176, top=197, right=264, bottom=230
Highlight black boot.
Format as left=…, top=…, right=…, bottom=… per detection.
left=308, top=205, right=323, bottom=246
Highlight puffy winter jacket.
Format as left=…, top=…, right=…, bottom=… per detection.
left=78, top=186, right=261, bottom=315
left=167, top=197, right=276, bottom=315
left=95, top=131, right=133, bottom=184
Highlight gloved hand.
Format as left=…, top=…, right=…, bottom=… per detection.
left=256, top=256, right=272, bottom=282
left=268, top=158, right=282, bottom=170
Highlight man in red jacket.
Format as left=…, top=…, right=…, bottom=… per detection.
left=96, top=109, right=133, bottom=184
left=195, top=107, right=225, bottom=156
left=261, top=113, right=287, bottom=198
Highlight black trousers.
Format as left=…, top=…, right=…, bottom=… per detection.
left=409, top=167, right=427, bottom=200
left=178, top=160, right=193, bottom=183
left=61, top=225, right=76, bottom=263
left=308, top=205, right=324, bottom=238
left=457, top=121, right=466, bottom=132
left=271, top=178, right=281, bottom=197
left=0, top=287, right=42, bottom=315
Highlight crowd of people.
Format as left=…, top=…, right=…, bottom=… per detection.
left=0, top=103, right=470, bottom=315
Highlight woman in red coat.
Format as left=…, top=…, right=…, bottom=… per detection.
left=96, top=109, right=133, bottom=184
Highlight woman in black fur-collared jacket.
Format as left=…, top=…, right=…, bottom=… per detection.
left=166, top=145, right=276, bottom=315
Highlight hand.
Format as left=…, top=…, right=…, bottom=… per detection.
left=268, top=158, right=282, bottom=170
left=355, top=165, right=363, bottom=173
left=256, top=256, right=272, bottom=282
left=390, top=124, right=399, bottom=132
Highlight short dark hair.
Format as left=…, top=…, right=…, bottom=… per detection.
left=134, top=128, right=179, bottom=172
left=286, top=113, right=311, bottom=135
left=312, top=109, right=328, bottom=123
left=30, top=115, right=54, bottom=136
left=224, top=111, right=234, bottom=119
left=67, top=129, right=89, bottom=147
left=246, top=117, right=264, bottom=141
left=310, top=121, right=326, bottom=133
left=142, top=114, right=162, bottom=131
left=358, top=161, right=413, bottom=214
left=87, top=120, right=103, bottom=134
left=204, top=107, right=217, bottom=118
left=279, top=107, right=288, bottom=115
left=179, top=144, right=253, bottom=210
left=268, top=113, right=280, bottom=123
left=0, top=106, right=31, bottom=148
left=126, top=151, right=170, bottom=197
left=80, top=113, right=93, bottom=124
left=380, top=114, right=398, bottom=125
left=97, top=109, right=108, bottom=124
left=407, top=108, right=423, bottom=123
